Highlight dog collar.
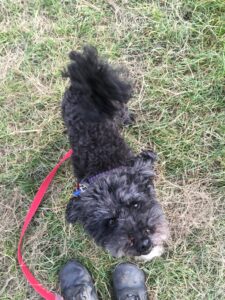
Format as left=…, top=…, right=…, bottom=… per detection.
left=72, top=166, right=125, bottom=197
left=82, top=167, right=122, bottom=184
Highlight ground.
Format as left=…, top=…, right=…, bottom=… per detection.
left=0, top=0, right=225, bottom=299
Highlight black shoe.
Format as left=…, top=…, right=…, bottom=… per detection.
left=112, top=263, right=148, bottom=300
left=59, top=260, right=98, bottom=300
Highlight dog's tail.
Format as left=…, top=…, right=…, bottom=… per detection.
left=63, top=46, right=132, bottom=120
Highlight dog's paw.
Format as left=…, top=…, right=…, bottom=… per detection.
left=140, top=150, right=157, bottom=163
left=135, top=245, right=164, bottom=262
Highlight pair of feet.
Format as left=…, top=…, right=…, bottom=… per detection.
left=59, top=261, right=148, bottom=300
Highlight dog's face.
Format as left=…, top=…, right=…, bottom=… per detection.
left=66, top=156, right=169, bottom=257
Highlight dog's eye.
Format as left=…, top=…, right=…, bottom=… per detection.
left=131, top=202, right=140, bottom=209
left=107, top=218, right=116, bottom=227
left=145, top=226, right=155, bottom=235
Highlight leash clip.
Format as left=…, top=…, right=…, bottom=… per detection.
left=72, top=183, right=88, bottom=197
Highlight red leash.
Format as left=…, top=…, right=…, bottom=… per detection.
left=17, top=149, right=73, bottom=300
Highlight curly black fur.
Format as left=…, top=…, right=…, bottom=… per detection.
left=62, top=46, right=133, bottom=180
left=62, top=46, right=169, bottom=258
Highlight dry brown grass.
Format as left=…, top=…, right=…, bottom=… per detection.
left=160, top=180, right=217, bottom=243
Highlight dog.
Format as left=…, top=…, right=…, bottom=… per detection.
left=62, top=46, right=169, bottom=261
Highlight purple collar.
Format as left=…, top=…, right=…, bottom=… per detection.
left=72, top=167, right=123, bottom=197
left=81, top=168, right=117, bottom=185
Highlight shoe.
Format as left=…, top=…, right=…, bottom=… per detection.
left=59, top=260, right=98, bottom=300
left=112, top=263, right=148, bottom=300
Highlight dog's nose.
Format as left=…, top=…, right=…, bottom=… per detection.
left=140, top=238, right=151, bottom=253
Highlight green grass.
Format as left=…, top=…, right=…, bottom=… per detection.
left=0, top=0, right=224, bottom=299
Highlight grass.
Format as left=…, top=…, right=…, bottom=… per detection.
left=0, top=0, right=224, bottom=299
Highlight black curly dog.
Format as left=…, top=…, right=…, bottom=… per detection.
left=62, top=46, right=169, bottom=260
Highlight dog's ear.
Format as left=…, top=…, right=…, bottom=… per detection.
left=131, top=150, right=157, bottom=179
left=66, top=197, right=82, bottom=224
